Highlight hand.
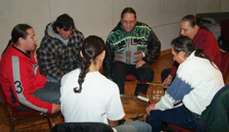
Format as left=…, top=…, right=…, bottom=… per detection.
left=146, top=103, right=155, bottom=115
left=162, top=74, right=173, bottom=88
left=51, top=104, right=60, bottom=114
left=108, top=120, right=120, bottom=127
left=135, top=60, right=146, bottom=68
left=134, top=51, right=144, bottom=62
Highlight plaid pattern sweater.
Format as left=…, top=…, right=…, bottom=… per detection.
left=37, top=23, right=84, bottom=81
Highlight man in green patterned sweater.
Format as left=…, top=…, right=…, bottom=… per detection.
left=104, top=7, right=161, bottom=95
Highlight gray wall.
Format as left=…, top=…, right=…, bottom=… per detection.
left=0, top=0, right=229, bottom=54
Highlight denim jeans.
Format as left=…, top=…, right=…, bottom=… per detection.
left=33, top=82, right=60, bottom=104
left=47, top=75, right=60, bottom=83
left=146, top=105, right=202, bottom=132
left=115, top=120, right=152, bottom=132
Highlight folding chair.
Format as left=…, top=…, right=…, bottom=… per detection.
left=51, top=122, right=114, bottom=132
left=201, top=85, right=229, bottom=132
left=0, top=84, right=53, bottom=132
left=165, top=124, right=194, bottom=132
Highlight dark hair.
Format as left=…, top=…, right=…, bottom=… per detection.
left=121, top=7, right=136, bottom=18
left=74, top=35, right=105, bottom=93
left=171, top=36, right=195, bottom=56
left=171, top=36, right=211, bottom=61
left=52, top=13, right=75, bottom=33
left=11, top=24, right=32, bottom=43
left=2, top=24, right=32, bottom=54
left=2, top=40, right=13, bottom=55
left=181, top=14, right=197, bottom=27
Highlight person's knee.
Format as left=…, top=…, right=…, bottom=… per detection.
left=111, top=63, right=127, bottom=81
left=137, top=68, right=153, bottom=81
left=112, top=62, right=126, bottom=73
left=161, top=68, right=171, bottom=81
left=130, top=120, right=152, bottom=132
left=115, top=123, right=137, bottom=132
left=146, top=110, right=163, bottom=124
left=118, top=120, right=152, bottom=132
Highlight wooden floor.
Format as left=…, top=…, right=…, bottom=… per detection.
left=0, top=50, right=228, bottom=132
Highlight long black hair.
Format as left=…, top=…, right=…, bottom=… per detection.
left=74, top=35, right=106, bottom=93
left=171, top=36, right=212, bottom=62
left=2, top=24, right=32, bottom=54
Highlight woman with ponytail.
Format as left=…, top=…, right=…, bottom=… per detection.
left=60, top=35, right=124, bottom=124
left=146, top=36, right=224, bottom=132
left=60, top=35, right=152, bottom=132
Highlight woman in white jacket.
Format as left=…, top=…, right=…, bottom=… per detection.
left=146, top=36, right=224, bottom=132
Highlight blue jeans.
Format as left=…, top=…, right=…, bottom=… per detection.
left=47, top=75, right=60, bottom=83
left=33, top=82, right=60, bottom=104
left=146, top=105, right=204, bottom=132
left=115, top=120, right=152, bottom=132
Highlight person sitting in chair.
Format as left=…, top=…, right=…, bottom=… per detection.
left=37, top=14, right=84, bottom=83
left=60, top=35, right=152, bottom=132
left=162, top=15, right=222, bottom=88
left=104, top=7, right=161, bottom=95
left=0, top=24, right=60, bottom=114
left=146, top=36, right=224, bottom=132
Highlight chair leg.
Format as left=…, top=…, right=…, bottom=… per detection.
left=5, top=109, right=16, bottom=132
left=43, top=114, right=53, bottom=130
left=9, top=118, right=16, bottom=132
left=10, top=126, right=15, bottom=132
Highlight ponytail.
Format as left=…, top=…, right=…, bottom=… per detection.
left=2, top=40, right=13, bottom=55
left=74, top=35, right=105, bottom=93
left=74, top=58, right=90, bottom=93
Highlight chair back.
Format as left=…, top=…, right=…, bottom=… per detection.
left=201, top=85, right=229, bottom=132
left=51, top=122, right=114, bottom=132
